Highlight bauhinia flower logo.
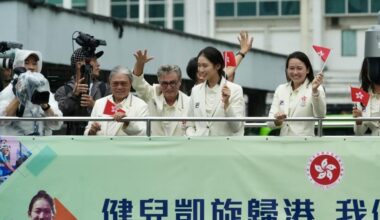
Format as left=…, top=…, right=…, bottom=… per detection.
left=356, top=92, right=364, bottom=100
left=315, top=158, right=336, bottom=180
left=306, top=152, right=344, bottom=189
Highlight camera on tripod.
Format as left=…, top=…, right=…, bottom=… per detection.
left=72, top=32, right=106, bottom=88
left=0, top=41, right=23, bottom=69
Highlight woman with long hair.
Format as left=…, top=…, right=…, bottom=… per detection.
left=353, top=57, right=380, bottom=135
left=186, top=46, right=245, bottom=136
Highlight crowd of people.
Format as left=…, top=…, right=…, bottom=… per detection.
left=0, top=30, right=378, bottom=137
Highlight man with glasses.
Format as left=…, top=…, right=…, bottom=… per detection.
left=132, top=50, right=189, bottom=136
left=84, top=65, right=148, bottom=136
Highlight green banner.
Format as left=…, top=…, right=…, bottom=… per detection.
left=0, top=136, right=379, bottom=219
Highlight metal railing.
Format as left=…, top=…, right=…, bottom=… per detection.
left=1, top=116, right=378, bottom=137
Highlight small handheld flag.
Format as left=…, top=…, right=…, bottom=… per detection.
left=103, top=100, right=126, bottom=115
left=312, top=45, right=331, bottom=62
left=350, top=87, right=370, bottom=107
left=223, top=51, right=236, bottom=67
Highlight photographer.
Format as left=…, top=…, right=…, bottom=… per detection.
left=0, top=49, right=63, bottom=135
left=54, top=47, right=110, bottom=135
left=0, top=68, right=12, bottom=92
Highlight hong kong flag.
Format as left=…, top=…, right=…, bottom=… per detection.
left=103, top=99, right=126, bottom=115
left=312, top=45, right=331, bottom=62
left=223, top=51, right=236, bottom=67
left=351, top=87, right=370, bottom=107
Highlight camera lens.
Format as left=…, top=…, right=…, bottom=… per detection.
left=0, top=58, right=13, bottom=69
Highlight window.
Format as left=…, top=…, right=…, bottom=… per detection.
left=216, top=2, right=235, bottom=17
left=238, top=2, right=256, bottom=16
left=148, top=20, right=165, bottom=27
left=174, top=1, right=184, bottom=31
left=111, top=0, right=139, bottom=21
left=342, top=30, right=357, bottom=56
left=72, top=0, right=86, bottom=11
left=216, top=0, right=299, bottom=18
left=325, top=0, right=345, bottom=14
left=371, top=0, right=380, bottom=13
left=282, top=0, right=299, bottom=15
left=259, top=1, right=278, bottom=16
left=110, top=0, right=184, bottom=31
left=348, top=0, right=368, bottom=13
left=326, top=0, right=378, bottom=15
left=112, top=5, right=127, bottom=18
left=46, top=0, right=63, bottom=5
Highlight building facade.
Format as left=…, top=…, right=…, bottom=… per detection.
left=44, top=0, right=380, bottom=108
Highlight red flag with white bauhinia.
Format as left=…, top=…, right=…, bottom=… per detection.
left=312, top=45, right=331, bottom=62
left=223, top=51, right=236, bottom=67
left=351, top=87, right=370, bottom=107
left=103, top=99, right=126, bottom=115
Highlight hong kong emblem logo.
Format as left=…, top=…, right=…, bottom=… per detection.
left=306, top=152, right=344, bottom=189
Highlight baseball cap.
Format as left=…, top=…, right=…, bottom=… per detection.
left=70, top=48, right=104, bottom=68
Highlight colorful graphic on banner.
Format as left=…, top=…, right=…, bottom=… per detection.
left=0, top=137, right=31, bottom=185
left=0, top=136, right=379, bottom=219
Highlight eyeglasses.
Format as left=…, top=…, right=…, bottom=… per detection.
left=111, top=81, right=129, bottom=87
left=160, top=80, right=178, bottom=88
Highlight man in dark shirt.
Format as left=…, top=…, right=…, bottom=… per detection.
left=54, top=48, right=110, bottom=135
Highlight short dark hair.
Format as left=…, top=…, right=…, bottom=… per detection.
left=285, top=51, right=314, bottom=84
left=28, top=190, right=55, bottom=216
left=186, top=57, right=198, bottom=82
left=197, top=46, right=226, bottom=78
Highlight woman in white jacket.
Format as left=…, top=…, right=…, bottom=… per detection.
left=353, top=58, right=380, bottom=135
left=186, top=46, right=245, bottom=136
left=267, top=51, right=326, bottom=136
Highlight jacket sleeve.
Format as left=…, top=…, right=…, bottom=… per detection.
left=311, top=86, right=327, bottom=118
left=353, top=104, right=368, bottom=135
left=132, top=74, right=155, bottom=102
left=54, top=84, right=80, bottom=116
left=0, top=84, right=16, bottom=126
left=83, top=99, right=100, bottom=136
left=43, top=93, right=63, bottom=131
left=121, top=101, right=148, bottom=136
left=185, top=88, right=196, bottom=136
left=267, top=86, right=282, bottom=129
left=354, top=123, right=369, bottom=135
left=224, top=85, right=245, bottom=133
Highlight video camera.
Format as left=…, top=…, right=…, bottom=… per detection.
left=0, top=41, right=23, bottom=69
left=74, top=32, right=106, bottom=58
left=72, top=32, right=106, bottom=88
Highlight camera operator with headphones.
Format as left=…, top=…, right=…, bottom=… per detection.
left=54, top=32, right=110, bottom=135
left=0, top=49, right=63, bottom=136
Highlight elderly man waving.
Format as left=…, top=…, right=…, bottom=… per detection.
left=132, top=50, right=190, bottom=136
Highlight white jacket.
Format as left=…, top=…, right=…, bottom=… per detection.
left=354, top=92, right=380, bottom=136
left=186, top=77, right=245, bottom=136
left=267, top=80, right=326, bottom=136
left=0, top=84, right=62, bottom=135
left=84, top=94, right=148, bottom=136
left=132, top=74, right=189, bottom=136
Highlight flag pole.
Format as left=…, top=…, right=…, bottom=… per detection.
left=320, top=49, right=331, bottom=73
